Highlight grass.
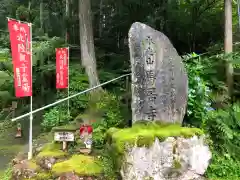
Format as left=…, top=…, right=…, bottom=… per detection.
left=52, top=154, right=103, bottom=176
left=106, top=122, right=203, bottom=154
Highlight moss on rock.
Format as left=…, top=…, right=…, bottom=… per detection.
left=106, top=122, right=203, bottom=154
left=52, top=124, right=78, bottom=132
left=36, top=142, right=67, bottom=158
left=52, top=154, right=103, bottom=176
left=34, top=172, right=52, bottom=180
left=28, top=160, right=38, bottom=169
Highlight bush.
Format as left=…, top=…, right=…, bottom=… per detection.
left=183, top=53, right=212, bottom=126
left=57, top=64, right=89, bottom=117
left=88, top=91, right=125, bottom=149
left=41, top=107, right=72, bottom=131
left=202, top=103, right=240, bottom=158
left=206, top=150, right=240, bottom=179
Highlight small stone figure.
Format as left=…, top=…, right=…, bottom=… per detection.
left=79, top=123, right=93, bottom=154
left=15, top=123, right=22, bottom=138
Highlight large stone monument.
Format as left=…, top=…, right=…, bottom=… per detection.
left=129, top=22, right=188, bottom=124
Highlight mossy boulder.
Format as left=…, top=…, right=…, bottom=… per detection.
left=36, top=142, right=68, bottom=170
left=51, top=124, right=78, bottom=132
left=106, top=122, right=203, bottom=154
left=105, top=122, right=210, bottom=180
left=36, top=142, right=67, bottom=159
left=52, top=154, right=103, bottom=177
left=12, top=159, right=39, bottom=179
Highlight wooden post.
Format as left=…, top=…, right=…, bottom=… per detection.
left=126, top=75, right=129, bottom=110
left=12, top=101, right=17, bottom=119
left=63, top=141, right=67, bottom=151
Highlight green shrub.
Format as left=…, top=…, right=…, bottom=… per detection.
left=202, top=103, right=240, bottom=158
left=206, top=151, right=240, bottom=179
left=88, top=91, right=124, bottom=149
left=183, top=53, right=212, bottom=126
left=41, top=107, right=72, bottom=131
left=57, top=64, right=89, bottom=117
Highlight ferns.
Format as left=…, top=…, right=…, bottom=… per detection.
left=203, top=103, right=240, bottom=158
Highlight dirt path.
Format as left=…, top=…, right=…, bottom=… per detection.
left=0, top=119, right=41, bottom=175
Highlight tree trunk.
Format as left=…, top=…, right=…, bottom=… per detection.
left=79, top=0, right=102, bottom=89
left=224, top=0, right=233, bottom=97
left=65, top=0, right=69, bottom=43
left=28, top=1, right=31, bottom=10
left=40, top=0, right=45, bottom=104
left=40, top=1, right=44, bottom=32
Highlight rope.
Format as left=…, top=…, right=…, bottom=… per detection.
left=11, top=73, right=131, bottom=122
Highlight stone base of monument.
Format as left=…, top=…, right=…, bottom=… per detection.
left=106, top=122, right=211, bottom=180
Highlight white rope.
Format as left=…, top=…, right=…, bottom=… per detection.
left=11, top=73, right=131, bottom=122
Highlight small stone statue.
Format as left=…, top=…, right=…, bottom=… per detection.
left=80, top=124, right=93, bottom=149
left=15, top=123, right=22, bottom=138
left=79, top=120, right=93, bottom=154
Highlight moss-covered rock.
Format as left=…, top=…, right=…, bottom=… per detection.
left=51, top=124, right=78, bottom=132
left=36, top=142, right=67, bottom=158
left=52, top=154, right=103, bottom=176
left=34, top=172, right=52, bottom=180
left=106, top=122, right=203, bottom=154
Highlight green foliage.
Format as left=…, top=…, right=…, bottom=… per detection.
left=88, top=91, right=125, bottom=149
left=0, top=166, right=12, bottom=180
left=206, top=151, right=240, bottom=179
left=16, top=5, right=30, bottom=21
left=99, top=148, right=118, bottom=180
left=57, top=64, right=89, bottom=117
left=41, top=107, right=72, bottom=131
left=183, top=53, right=212, bottom=126
left=202, top=103, right=240, bottom=158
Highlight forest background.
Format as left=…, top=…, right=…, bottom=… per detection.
left=0, top=0, right=240, bottom=179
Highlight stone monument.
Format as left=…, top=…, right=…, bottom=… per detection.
left=129, top=22, right=188, bottom=124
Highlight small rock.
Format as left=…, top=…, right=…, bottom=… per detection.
left=37, top=157, right=56, bottom=170
left=12, top=153, right=25, bottom=165
left=35, top=145, right=44, bottom=153
left=12, top=160, right=37, bottom=180
left=58, top=172, right=80, bottom=180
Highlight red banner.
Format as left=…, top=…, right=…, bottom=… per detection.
left=56, top=48, right=69, bottom=89
left=8, top=19, right=32, bottom=97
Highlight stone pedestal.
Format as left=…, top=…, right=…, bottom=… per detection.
left=106, top=124, right=211, bottom=180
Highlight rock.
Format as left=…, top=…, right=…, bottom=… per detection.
left=12, top=153, right=25, bottom=165
left=129, top=22, right=188, bottom=124
left=57, top=172, right=80, bottom=180
left=12, top=159, right=37, bottom=180
left=120, top=136, right=211, bottom=180
left=36, top=156, right=56, bottom=170
left=35, top=143, right=67, bottom=170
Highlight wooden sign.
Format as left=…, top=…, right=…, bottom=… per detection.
left=54, top=132, right=74, bottom=142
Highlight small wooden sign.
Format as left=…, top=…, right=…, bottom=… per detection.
left=54, top=131, right=75, bottom=151
left=54, top=132, right=74, bottom=142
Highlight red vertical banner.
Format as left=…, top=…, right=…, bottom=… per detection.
left=8, top=19, right=32, bottom=97
left=56, top=48, right=69, bottom=89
